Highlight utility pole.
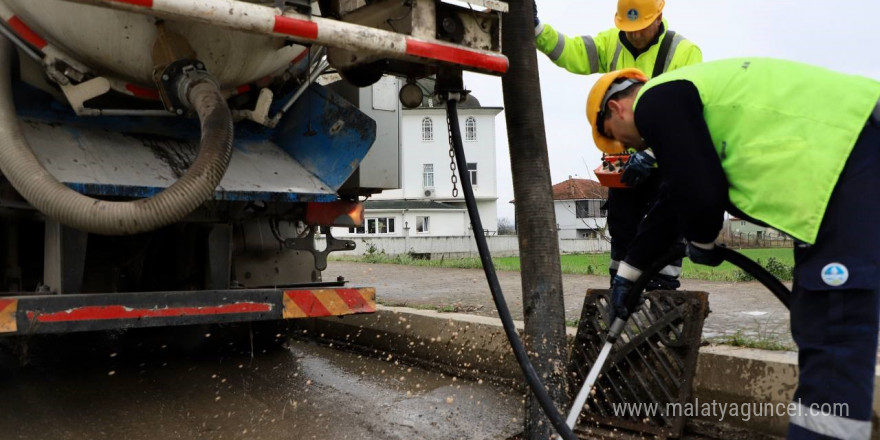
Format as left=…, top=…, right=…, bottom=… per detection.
left=500, top=0, right=569, bottom=438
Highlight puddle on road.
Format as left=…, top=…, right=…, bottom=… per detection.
left=0, top=326, right=522, bottom=440
left=287, top=340, right=523, bottom=439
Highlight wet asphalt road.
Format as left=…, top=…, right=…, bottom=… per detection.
left=0, top=328, right=768, bottom=440
left=0, top=261, right=793, bottom=440
left=0, top=326, right=522, bottom=440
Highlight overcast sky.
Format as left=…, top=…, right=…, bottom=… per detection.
left=462, top=0, right=880, bottom=222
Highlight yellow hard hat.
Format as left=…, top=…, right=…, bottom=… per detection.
left=614, top=0, right=665, bottom=32
left=586, top=68, right=648, bottom=154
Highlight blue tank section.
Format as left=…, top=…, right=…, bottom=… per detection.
left=11, top=81, right=376, bottom=203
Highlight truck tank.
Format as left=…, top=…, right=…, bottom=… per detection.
left=2, top=0, right=305, bottom=93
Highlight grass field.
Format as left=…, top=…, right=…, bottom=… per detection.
left=339, top=247, right=795, bottom=282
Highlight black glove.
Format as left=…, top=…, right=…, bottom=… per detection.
left=620, top=150, right=656, bottom=187
left=608, top=267, right=617, bottom=288
left=686, top=241, right=724, bottom=267
left=533, top=1, right=540, bottom=28
left=608, top=275, right=641, bottom=325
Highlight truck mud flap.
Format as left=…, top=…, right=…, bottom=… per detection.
left=0, top=287, right=375, bottom=335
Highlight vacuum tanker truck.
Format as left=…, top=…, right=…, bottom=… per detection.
left=0, top=0, right=506, bottom=336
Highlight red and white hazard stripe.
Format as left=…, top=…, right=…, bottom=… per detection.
left=5, top=15, right=46, bottom=49
left=57, top=0, right=509, bottom=75
left=0, top=3, right=93, bottom=76
left=0, top=3, right=47, bottom=50
left=283, top=288, right=375, bottom=318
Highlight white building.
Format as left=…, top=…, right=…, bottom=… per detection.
left=552, top=177, right=609, bottom=240
left=335, top=78, right=503, bottom=238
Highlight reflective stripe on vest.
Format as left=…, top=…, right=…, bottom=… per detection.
left=612, top=30, right=682, bottom=75
left=581, top=35, right=600, bottom=73
left=549, top=33, right=565, bottom=61
left=662, top=32, right=685, bottom=72
left=610, top=41, right=623, bottom=71
left=790, top=403, right=870, bottom=440
left=658, top=265, right=682, bottom=277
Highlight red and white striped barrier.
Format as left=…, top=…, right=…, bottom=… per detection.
left=58, top=0, right=508, bottom=75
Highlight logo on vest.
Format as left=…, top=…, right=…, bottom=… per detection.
left=821, top=262, right=849, bottom=287
left=627, top=8, right=639, bottom=21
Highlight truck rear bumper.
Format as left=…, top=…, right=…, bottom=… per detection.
left=0, top=287, right=375, bottom=335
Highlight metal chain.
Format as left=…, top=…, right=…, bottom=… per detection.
left=446, top=110, right=459, bottom=198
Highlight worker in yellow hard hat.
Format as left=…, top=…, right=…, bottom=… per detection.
left=534, top=0, right=702, bottom=291
left=586, top=68, right=648, bottom=154
left=534, top=0, right=701, bottom=85
left=590, top=58, right=880, bottom=439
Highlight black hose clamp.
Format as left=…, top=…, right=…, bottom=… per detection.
left=156, top=59, right=217, bottom=116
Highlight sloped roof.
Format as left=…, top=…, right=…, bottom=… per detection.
left=364, top=200, right=462, bottom=210
left=552, top=178, right=607, bottom=200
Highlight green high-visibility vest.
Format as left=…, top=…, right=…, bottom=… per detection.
left=635, top=58, right=880, bottom=244
left=535, top=20, right=702, bottom=77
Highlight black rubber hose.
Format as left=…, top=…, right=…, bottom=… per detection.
left=449, top=94, right=791, bottom=437
left=446, top=98, right=578, bottom=440
left=624, top=245, right=791, bottom=318
left=716, top=246, right=791, bottom=309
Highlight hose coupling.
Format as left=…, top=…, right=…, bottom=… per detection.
left=156, top=59, right=218, bottom=115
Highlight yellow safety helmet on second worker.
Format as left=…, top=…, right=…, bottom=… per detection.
left=586, top=68, right=648, bottom=154
left=614, top=0, right=665, bottom=32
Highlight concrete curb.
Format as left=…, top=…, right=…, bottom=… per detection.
left=292, top=306, right=880, bottom=439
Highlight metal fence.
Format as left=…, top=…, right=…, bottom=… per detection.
left=319, top=235, right=611, bottom=258
left=719, top=232, right=795, bottom=249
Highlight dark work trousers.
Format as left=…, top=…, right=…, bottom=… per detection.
left=787, top=114, right=880, bottom=440
left=607, top=171, right=682, bottom=290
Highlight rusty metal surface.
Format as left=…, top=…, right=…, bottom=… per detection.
left=568, top=289, right=709, bottom=439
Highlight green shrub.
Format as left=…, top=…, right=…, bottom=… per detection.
left=763, top=257, right=794, bottom=281
left=734, top=257, right=794, bottom=282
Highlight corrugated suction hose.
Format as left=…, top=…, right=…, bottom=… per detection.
left=0, top=39, right=233, bottom=235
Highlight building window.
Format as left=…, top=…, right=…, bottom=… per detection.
left=575, top=199, right=607, bottom=218
left=577, top=229, right=599, bottom=239
left=416, top=216, right=430, bottom=233
left=465, top=116, right=477, bottom=141
left=423, top=164, right=434, bottom=188
left=376, top=217, right=394, bottom=234
left=421, top=117, right=433, bottom=141
left=350, top=217, right=395, bottom=235
left=467, top=162, right=478, bottom=186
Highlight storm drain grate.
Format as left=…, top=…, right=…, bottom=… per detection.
left=567, top=289, right=709, bottom=439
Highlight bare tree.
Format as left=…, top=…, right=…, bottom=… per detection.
left=497, top=217, right=516, bottom=235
